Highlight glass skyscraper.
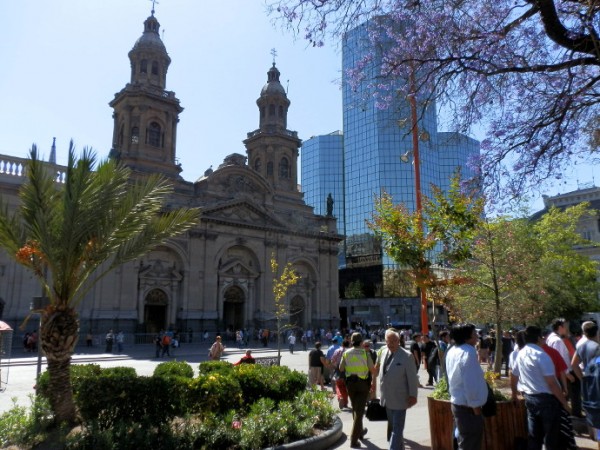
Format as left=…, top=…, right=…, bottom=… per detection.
left=300, top=18, right=480, bottom=301
left=301, top=131, right=345, bottom=230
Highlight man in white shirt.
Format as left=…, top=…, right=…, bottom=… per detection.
left=446, top=324, right=488, bottom=450
left=288, top=333, right=296, bottom=354
left=512, top=325, right=570, bottom=450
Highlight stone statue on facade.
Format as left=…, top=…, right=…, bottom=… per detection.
left=326, top=193, right=334, bottom=216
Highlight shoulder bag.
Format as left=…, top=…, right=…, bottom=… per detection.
left=366, top=398, right=388, bottom=421
left=481, top=383, right=497, bottom=417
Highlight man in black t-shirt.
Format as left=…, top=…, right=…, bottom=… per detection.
left=422, top=335, right=439, bottom=386
left=501, top=331, right=514, bottom=376
left=308, top=342, right=328, bottom=390
left=410, top=333, right=423, bottom=387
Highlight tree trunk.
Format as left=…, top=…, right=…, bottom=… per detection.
left=41, top=305, right=80, bottom=424
left=493, top=325, right=503, bottom=374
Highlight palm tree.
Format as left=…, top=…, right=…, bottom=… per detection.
left=0, top=143, right=199, bottom=424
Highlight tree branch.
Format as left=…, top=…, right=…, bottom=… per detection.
left=534, top=0, right=600, bottom=55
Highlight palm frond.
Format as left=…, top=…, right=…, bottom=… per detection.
left=1, top=144, right=200, bottom=309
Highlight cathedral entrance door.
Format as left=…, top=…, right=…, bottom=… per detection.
left=289, top=296, right=305, bottom=330
left=223, top=286, right=245, bottom=331
left=144, top=288, right=168, bottom=333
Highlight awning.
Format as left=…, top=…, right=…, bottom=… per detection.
left=0, top=321, right=13, bottom=331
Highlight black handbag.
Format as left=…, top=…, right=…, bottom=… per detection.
left=365, top=398, right=388, bottom=421
left=481, top=383, right=497, bottom=417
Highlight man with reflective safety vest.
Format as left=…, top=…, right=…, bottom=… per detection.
left=340, top=332, right=376, bottom=448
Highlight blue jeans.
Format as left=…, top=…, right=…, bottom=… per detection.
left=524, top=393, right=561, bottom=450
left=386, top=407, right=407, bottom=450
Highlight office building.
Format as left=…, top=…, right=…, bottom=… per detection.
left=300, top=19, right=480, bottom=328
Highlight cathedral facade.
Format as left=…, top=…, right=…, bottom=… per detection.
left=0, top=12, right=341, bottom=335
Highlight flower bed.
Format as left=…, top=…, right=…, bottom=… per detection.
left=3, top=361, right=337, bottom=450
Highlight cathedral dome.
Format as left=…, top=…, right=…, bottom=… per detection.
left=260, top=63, right=286, bottom=96
left=131, top=14, right=167, bottom=55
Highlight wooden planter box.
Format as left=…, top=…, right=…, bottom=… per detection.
left=428, top=397, right=527, bottom=450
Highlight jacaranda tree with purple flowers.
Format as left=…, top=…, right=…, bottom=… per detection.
left=269, top=0, right=600, bottom=201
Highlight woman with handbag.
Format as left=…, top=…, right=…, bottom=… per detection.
left=373, top=329, right=419, bottom=450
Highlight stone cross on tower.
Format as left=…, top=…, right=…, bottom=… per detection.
left=270, top=48, right=278, bottom=65
left=149, top=0, right=159, bottom=14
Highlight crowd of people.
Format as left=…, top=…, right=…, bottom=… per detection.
left=305, top=328, right=420, bottom=449
left=442, top=319, right=598, bottom=450
left=22, top=317, right=600, bottom=449
left=303, top=319, right=600, bottom=450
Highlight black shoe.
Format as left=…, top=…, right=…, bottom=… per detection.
left=361, top=428, right=368, bottom=439
left=350, top=442, right=361, bottom=449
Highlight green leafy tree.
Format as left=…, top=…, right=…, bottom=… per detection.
left=449, top=218, right=543, bottom=339
left=368, top=174, right=484, bottom=329
left=449, top=205, right=599, bottom=372
left=0, top=144, right=199, bottom=424
left=344, top=280, right=366, bottom=299
left=535, top=204, right=600, bottom=321
left=271, top=254, right=300, bottom=364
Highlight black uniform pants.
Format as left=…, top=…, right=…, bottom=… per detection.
left=346, top=377, right=370, bottom=445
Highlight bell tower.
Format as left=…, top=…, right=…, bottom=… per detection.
left=109, top=10, right=183, bottom=178
left=244, top=60, right=302, bottom=195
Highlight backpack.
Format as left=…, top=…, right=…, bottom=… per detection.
left=582, top=354, right=600, bottom=429
left=162, top=335, right=171, bottom=346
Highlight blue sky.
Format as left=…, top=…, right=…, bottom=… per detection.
left=0, top=0, right=596, bottom=212
left=0, top=1, right=342, bottom=179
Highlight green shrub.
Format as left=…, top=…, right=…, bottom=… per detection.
left=101, top=366, right=137, bottom=377
left=239, top=398, right=290, bottom=448
left=271, top=366, right=309, bottom=400
left=188, top=372, right=243, bottom=415
left=11, top=365, right=336, bottom=450
left=234, top=364, right=307, bottom=405
left=192, top=389, right=335, bottom=449
left=198, top=360, right=234, bottom=375
left=154, top=360, right=194, bottom=379
left=66, top=421, right=196, bottom=450
left=26, top=360, right=333, bottom=449
left=76, top=373, right=176, bottom=429
left=294, top=389, right=336, bottom=429
left=193, top=412, right=241, bottom=449
left=0, top=395, right=54, bottom=448
left=36, top=363, right=102, bottom=400
left=431, top=376, right=450, bottom=400
left=239, top=395, right=327, bottom=449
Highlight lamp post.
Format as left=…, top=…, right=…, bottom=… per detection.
left=408, top=70, right=429, bottom=336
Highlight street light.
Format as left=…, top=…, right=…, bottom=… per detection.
left=407, top=70, right=429, bottom=335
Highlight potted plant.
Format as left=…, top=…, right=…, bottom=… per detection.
left=428, top=373, right=527, bottom=450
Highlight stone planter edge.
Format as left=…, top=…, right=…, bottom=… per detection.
left=265, top=415, right=344, bottom=450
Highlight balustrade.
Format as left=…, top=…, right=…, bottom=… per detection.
left=0, top=154, right=66, bottom=183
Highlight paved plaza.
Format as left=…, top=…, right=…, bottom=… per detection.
left=1, top=339, right=597, bottom=449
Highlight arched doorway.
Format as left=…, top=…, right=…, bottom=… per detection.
left=289, top=296, right=305, bottom=330
left=144, top=288, right=168, bottom=333
left=223, top=286, right=245, bottom=331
